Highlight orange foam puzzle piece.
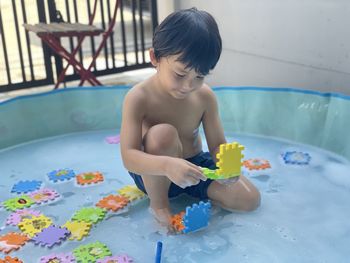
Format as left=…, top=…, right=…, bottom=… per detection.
left=96, top=195, right=129, bottom=212
left=76, top=172, right=104, bottom=185
left=0, top=232, right=29, bottom=254
left=170, top=212, right=185, bottom=233
left=0, top=256, right=23, bottom=263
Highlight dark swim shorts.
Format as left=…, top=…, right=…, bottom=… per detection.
left=128, top=151, right=216, bottom=200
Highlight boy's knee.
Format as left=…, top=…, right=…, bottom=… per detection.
left=241, top=189, right=261, bottom=211
left=223, top=188, right=261, bottom=212
left=144, top=124, right=182, bottom=156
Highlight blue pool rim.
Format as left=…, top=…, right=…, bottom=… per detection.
left=1, top=86, right=350, bottom=106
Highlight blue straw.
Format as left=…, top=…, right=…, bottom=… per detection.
left=155, top=241, right=163, bottom=263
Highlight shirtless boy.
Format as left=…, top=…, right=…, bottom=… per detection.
left=120, top=8, right=260, bottom=227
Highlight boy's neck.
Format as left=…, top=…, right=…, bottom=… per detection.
left=151, top=74, right=174, bottom=100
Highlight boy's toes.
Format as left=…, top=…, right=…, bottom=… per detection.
left=149, top=207, right=173, bottom=227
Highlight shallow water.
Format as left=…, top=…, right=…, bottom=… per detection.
left=0, top=130, right=349, bottom=262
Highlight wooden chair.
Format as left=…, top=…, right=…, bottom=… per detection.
left=24, top=0, right=120, bottom=88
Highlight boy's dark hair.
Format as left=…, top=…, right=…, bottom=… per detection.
left=153, top=7, right=222, bottom=76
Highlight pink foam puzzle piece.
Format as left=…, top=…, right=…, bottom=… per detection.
left=105, top=135, right=120, bottom=144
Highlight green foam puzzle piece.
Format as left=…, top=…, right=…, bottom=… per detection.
left=73, top=241, right=112, bottom=263
left=2, top=195, right=35, bottom=211
left=71, top=207, right=106, bottom=224
left=202, top=167, right=240, bottom=180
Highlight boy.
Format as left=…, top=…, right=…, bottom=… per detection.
left=120, top=8, right=260, bottom=228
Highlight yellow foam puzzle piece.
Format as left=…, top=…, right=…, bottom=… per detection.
left=18, top=215, right=52, bottom=237
left=117, top=185, right=146, bottom=202
left=63, top=220, right=92, bottom=241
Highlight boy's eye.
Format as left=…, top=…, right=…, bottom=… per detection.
left=196, top=76, right=204, bottom=80
left=175, top=72, right=185, bottom=78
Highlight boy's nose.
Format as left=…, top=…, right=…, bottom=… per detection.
left=182, top=81, right=193, bottom=92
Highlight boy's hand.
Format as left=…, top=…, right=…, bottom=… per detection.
left=165, top=157, right=207, bottom=189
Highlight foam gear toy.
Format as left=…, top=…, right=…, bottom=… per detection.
left=0, top=256, right=23, bottom=263
left=6, top=209, right=42, bottom=226
left=202, top=168, right=220, bottom=180
left=47, top=169, right=76, bottom=183
left=282, top=151, right=311, bottom=165
left=73, top=241, right=112, bottom=263
left=183, top=201, right=211, bottom=233
left=72, top=207, right=106, bottom=224
left=2, top=196, right=35, bottom=211
left=11, top=180, right=42, bottom=194
left=117, top=185, right=146, bottom=202
left=97, top=255, right=133, bottom=263
left=170, top=201, right=211, bottom=234
left=96, top=195, right=129, bottom=212
left=243, top=158, right=271, bottom=170
left=0, top=232, right=29, bottom=254
left=39, top=253, right=75, bottom=263
left=170, top=212, right=185, bottom=233
left=28, top=188, right=60, bottom=204
left=32, top=225, right=70, bottom=248
left=62, top=221, right=92, bottom=241
left=216, top=142, right=244, bottom=178
left=202, top=167, right=242, bottom=181
left=202, top=142, right=244, bottom=180
left=76, top=172, right=104, bottom=186
left=18, top=215, right=53, bottom=237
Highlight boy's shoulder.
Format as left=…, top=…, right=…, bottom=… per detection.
left=198, top=83, right=214, bottom=95
left=124, top=78, right=152, bottom=102
left=196, top=83, right=217, bottom=102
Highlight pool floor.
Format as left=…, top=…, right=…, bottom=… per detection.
left=1, top=130, right=349, bottom=262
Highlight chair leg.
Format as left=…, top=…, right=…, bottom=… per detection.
left=55, top=35, right=88, bottom=89
left=79, top=0, right=120, bottom=86
left=42, top=35, right=101, bottom=87
left=78, top=32, right=109, bottom=86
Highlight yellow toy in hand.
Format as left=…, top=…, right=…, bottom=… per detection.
left=202, top=142, right=244, bottom=180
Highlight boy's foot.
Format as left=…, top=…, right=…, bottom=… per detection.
left=149, top=207, right=176, bottom=233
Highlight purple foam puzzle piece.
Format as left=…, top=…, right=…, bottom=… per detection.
left=105, top=135, right=120, bottom=144
left=32, top=225, right=70, bottom=248
left=39, top=252, right=75, bottom=263
left=6, top=209, right=42, bottom=226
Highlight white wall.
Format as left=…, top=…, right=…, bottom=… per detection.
left=157, top=0, right=175, bottom=22
left=158, top=0, right=350, bottom=95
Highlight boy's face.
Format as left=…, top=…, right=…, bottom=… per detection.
left=154, top=54, right=205, bottom=99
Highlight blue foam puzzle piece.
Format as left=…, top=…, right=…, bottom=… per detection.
left=11, top=180, right=42, bottom=194
left=282, top=151, right=311, bottom=165
left=183, top=201, right=211, bottom=234
left=47, top=169, right=76, bottom=182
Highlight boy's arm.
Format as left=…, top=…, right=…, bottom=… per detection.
left=201, top=85, right=226, bottom=163
left=120, top=88, right=169, bottom=176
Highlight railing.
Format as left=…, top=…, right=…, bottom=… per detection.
left=0, top=0, right=158, bottom=93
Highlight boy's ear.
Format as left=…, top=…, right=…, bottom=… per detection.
left=149, top=48, right=158, bottom=68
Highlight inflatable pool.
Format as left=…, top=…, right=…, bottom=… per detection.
left=0, top=86, right=349, bottom=262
